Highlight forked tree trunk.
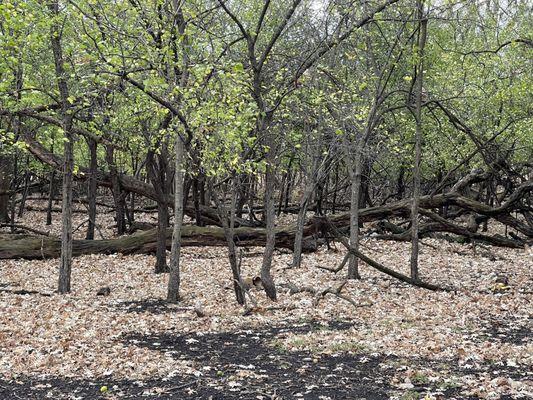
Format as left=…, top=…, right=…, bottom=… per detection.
left=212, top=178, right=246, bottom=305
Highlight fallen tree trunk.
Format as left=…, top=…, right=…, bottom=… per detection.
left=327, top=180, right=533, bottom=238
left=373, top=222, right=524, bottom=248
left=1, top=175, right=529, bottom=259
left=0, top=225, right=317, bottom=260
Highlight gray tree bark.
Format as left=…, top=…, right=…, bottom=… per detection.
left=410, top=2, right=428, bottom=281
left=0, top=154, right=9, bottom=223
left=167, top=133, right=185, bottom=302
left=86, top=138, right=98, bottom=240
left=49, top=0, right=74, bottom=293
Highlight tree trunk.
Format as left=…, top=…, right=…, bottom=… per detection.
left=291, top=188, right=312, bottom=268
left=9, top=157, right=18, bottom=233
left=0, top=154, right=10, bottom=223
left=261, top=151, right=278, bottom=301
left=155, top=202, right=169, bottom=273
left=17, top=163, right=30, bottom=218
left=410, top=3, right=428, bottom=282
left=212, top=178, right=246, bottom=305
left=46, top=170, right=55, bottom=226
left=49, top=0, right=74, bottom=294
left=347, top=147, right=363, bottom=279
left=86, top=138, right=98, bottom=240
left=167, top=133, right=185, bottom=302
left=106, top=146, right=126, bottom=235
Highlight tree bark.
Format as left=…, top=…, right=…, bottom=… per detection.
left=261, top=147, right=278, bottom=301
left=211, top=178, right=246, bottom=305
left=410, top=2, right=428, bottom=282
left=0, top=223, right=318, bottom=260
left=105, top=146, right=126, bottom=235
left=155, top=203, right=169, bottom=273
left=167, top=133, right=185, bottom=302
left=46, top=170, right=55, bottom=226
left=0, top=154, right=10, bottom=223
left=86, top=138, right=98, bottom=240
left=347, top=144, right=363, bottom=279
left=2, top=183, right=530, bottom=261
left=49, top=0, right=74, bottom=294
left=291, top=189, right=312, bottom=268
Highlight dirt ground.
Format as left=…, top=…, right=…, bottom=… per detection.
left=0, top=201, right=531, bottom=399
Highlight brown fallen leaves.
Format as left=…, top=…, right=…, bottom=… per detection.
left=0, top=204, right=532, bottom=399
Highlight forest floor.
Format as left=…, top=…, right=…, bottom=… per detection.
left=0, top=200, right=532, bottom=399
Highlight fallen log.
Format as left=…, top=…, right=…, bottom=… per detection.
left=2, top=173, right=529, bottom=259
left=327, top=180, right=533, bottom=238
left=0, top=225, right=317, bottom=260
left=372, top=222, right=525, bottom=248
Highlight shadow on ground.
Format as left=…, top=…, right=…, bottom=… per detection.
left=0, top=319, right=529, bottom=399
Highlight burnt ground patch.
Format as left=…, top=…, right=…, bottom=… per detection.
left=0, top=320, right=529, bottom=399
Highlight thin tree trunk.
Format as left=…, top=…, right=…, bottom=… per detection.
left=261, top=143, right=277, bottom=301
left=291, top=188, right=312, bottom=268
left=0, top=154, right=10, bottom=223
left=346, top=98, right=379, bottom=279
left=284, top=168, right=293, bottom=213
left=167, top=132, right=185, bottom=302
left=49, top=0, right=74, bottom=293
left=17, top=162, right=30, bottom=218
left=397, top=165, right=406, bottom=200
left=58, top=126, right=74, bottom=293
left=332, top=163, right=339, bottom=214
left=410, top=2, right=428, bottom=281
left=106, top=146, right=126, bottom=235
left=86, top=139, right=98, bottom=240
left=211, top=178, right=246, bottom=305
left=46, top=171, right=55, bottom=226
left=2, top=46, right=22, bottom=225
left=347, top=143, right=363, bottom=279
left=277, top=170, right=288, bottom=216
left=155, top=202, right=169, bottom=273
left=192, top=178, right=202, bottom=226
left=9, top=157, right=18, bottom=233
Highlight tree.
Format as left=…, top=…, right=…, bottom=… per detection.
left=49, top=0, right=75, bottom=293
left=410, top=0, right=427, bottom=281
